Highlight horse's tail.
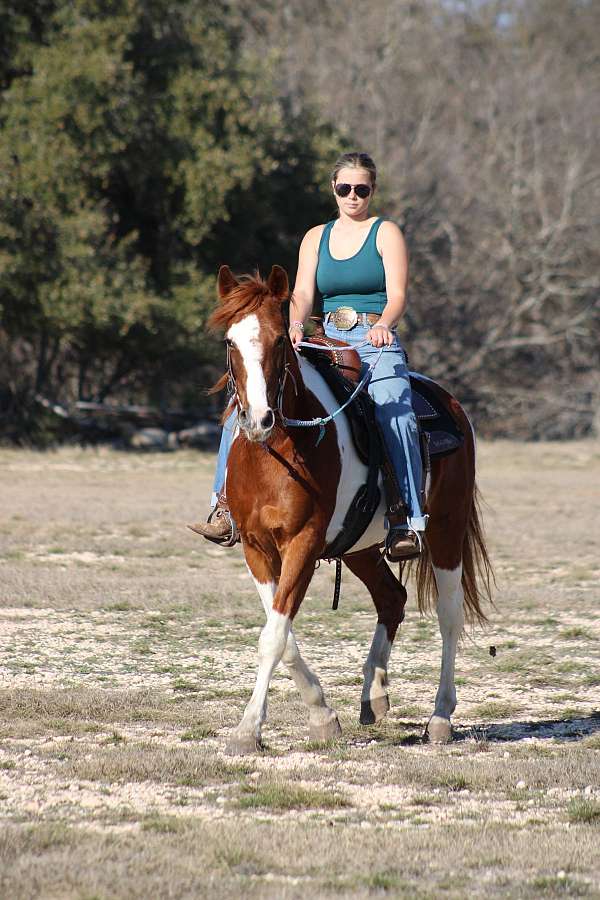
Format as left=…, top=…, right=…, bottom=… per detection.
left=414, top=481, right=494, bottom=626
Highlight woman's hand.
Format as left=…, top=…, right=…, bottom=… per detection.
left=289, top=322, right=304, bottom=349
left=367, top=323, right=395, bottom=347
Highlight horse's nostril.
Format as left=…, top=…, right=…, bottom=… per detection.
left=260, top=409, right=275, bottom=430
left=238, top=410, right=248, bottom=427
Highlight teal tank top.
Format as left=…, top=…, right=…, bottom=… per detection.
left=316, top=217, right=387, bottom=314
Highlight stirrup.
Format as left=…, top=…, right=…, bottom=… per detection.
left=187, top=495, right=239, bottom=546
left=385, top=526, right=422, bottom=562
left=209, top=500, right=239, bottom=547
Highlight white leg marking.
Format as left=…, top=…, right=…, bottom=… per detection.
left=227, top=315, right=269, bottom=428
left=361, top=623, right=392, bottom=703
left=432, top=564, right=464, bottom=719
left=282, top=630, right=339, bottom=732
left=233, top=608, right=290, bottom=743
left=250, top=575, right=338, bottom=733
left=251, top=575, right=277, bottom=617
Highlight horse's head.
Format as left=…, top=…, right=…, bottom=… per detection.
left=211, top=265, right=290, bottom=442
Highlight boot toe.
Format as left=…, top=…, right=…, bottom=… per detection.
left=385, top=529, right=421, bottom=562
left=186, top=520, right=233, bottom=542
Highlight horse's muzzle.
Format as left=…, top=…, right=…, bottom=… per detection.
left=238, top=407, right=275, bottom=442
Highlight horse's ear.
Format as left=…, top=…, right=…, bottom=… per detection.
left=217, top=265, right=239, bottom=299
left=267, top=265, right=289, bottom=302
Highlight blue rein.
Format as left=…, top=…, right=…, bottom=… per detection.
left=279, top=340, right=384, bottom=445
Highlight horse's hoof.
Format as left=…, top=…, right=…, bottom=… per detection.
left=426, top=716, right=452, bottom=744
left=360, top=695, right=390, bottom=725
left=225, top=733, right=263, bottom=755
left=309, top=715, right=342, bottom=743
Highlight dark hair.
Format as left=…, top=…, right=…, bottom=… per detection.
left=331, top=152, right=377, bottom=185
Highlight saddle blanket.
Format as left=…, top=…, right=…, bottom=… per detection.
left=409, top=372, right=464, bottom=458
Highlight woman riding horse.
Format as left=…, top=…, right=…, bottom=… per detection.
left=190, top=151, right=426, bottom=561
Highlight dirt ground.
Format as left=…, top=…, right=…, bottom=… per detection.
left=0, top=441, right=599, bottom=899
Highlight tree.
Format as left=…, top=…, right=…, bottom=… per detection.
left=237, top=0, right=600, bottom=437
left=0, top=0, right=339, bottom=441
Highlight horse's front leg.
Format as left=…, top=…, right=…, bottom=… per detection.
left=283, top=627, right=342, bottom=742
left=343, top=548, right=407, bottom=725
left=249, top=569, right=340, bottom=742
left=426, top=563, right=464, bottom=743
left=226, top=603, right=289, bottom=754
left=227, top=538, right=339, bottom=754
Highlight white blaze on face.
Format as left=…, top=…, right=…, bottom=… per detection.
left=228, top=314, right=270, bottom=428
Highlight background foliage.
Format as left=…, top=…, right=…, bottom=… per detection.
left=1, top=0, right=598, bottom=441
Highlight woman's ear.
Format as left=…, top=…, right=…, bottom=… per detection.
left=267, top=265, right=289, bottom=302
left=217, top=265, right=239, bottom=299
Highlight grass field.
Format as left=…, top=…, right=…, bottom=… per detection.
left=1, top=441, right=599, bottom=899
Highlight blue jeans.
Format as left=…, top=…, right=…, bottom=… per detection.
left=211, top=323, right=427, bottom=532
left=211, top=409, right=237, bottom=507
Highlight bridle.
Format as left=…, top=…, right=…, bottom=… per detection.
left=276, top=342, right=299, bottom=416
left=225, top=340, right=239, bottom=410
left=225, top=325, right=383, bottom=444
left=224, top=331, right=295, bottom=425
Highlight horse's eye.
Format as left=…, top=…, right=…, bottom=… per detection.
left=276, top=335, right=286, bottom=347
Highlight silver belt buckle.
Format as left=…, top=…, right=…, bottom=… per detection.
left=331, top=306, right=358, bottom=331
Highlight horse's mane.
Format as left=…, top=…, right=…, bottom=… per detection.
left=209, top=272, right=278, bottom=332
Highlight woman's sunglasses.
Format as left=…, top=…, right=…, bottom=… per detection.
left=334, top=182, right=372, bottom=199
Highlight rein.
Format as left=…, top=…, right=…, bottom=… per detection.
left=278, top=339, right=384, bottom=445
left=225, top=332, right=383, bottom=446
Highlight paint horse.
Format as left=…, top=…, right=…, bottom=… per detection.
left=211, top=265, right=493, bottom=754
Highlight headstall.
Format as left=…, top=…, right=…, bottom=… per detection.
left=225, top=332, right=383, bottom=445
left=225, top=333, right=296, bottom=419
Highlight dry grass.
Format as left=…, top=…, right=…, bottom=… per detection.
left=1, top=442, right=599, bottom=899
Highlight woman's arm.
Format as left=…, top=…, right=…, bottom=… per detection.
left=368, top=221, right=409, bottom=347
left=289, top=225, right=325, bottom=347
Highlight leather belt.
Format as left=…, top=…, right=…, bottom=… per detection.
left=324, top=307, right=382, bottom=331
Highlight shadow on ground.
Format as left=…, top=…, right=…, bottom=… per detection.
left=453, top=712, right=600, bottom=743
left=350, top=712, right=600, bottom=746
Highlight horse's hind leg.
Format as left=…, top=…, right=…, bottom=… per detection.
left=343, top=547, right=407, bottom=725
left=427, top=563, right=464, bottom=743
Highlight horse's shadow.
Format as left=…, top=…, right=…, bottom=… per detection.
left=443, top=712, right=600, bottom=745
left=378, top=712, right=600, bottom=746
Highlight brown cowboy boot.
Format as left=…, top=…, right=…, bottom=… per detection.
left=376, top=424, right=422, bottom=562
left=386, top=526, right=422, bottom=562
left=187, top=494, right=239, bottom=546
